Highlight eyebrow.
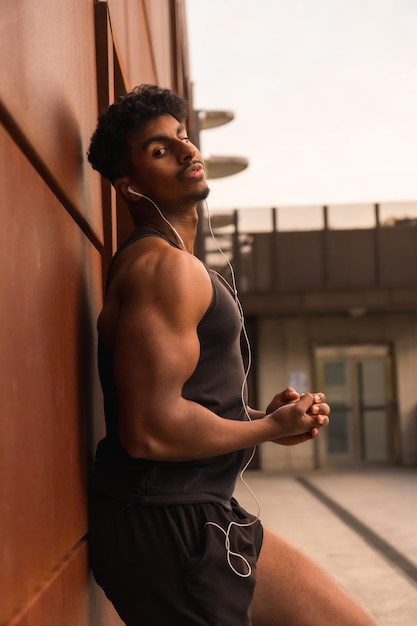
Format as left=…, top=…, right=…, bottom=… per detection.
left=141, top=124, right=186, bottom=151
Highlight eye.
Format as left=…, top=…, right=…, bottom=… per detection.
left=153, top=147, right=169, bottom=158
left=181, top=136, right=190, bottom=143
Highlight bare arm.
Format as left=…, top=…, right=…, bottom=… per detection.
left=102, top=242, right=325, bottom=461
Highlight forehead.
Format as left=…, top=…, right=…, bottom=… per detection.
left=134, top=114, right=186, bottom=150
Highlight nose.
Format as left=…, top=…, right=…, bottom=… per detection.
left=177, top=138, right=196, bottom=162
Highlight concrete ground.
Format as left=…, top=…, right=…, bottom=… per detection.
left=234, top=466, right=417, bottom=626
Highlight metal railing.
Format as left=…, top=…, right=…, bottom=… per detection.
left=202, top=201, right=417, bottom=294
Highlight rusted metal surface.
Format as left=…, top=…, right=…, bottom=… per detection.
left=107, top=0, right=173, bottom=88
left=0, top=0, right=102, bottom=241
left=0, top=124, right=103, bottom=624
left=9, top=542, right=123, bottom=626
left=1, top=1, right=191, bottom=623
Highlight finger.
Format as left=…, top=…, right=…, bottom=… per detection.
left=308, top=402, right=330, bottom=417
left=284, top=387, right=300, bottom=400
left=310, top=427, right=320, bottom=439
left=315, top=414, right=329, bottom=427
left=301, top=429, right=319, bottom=442
left=313, top=392, right=326, bottom=403
left=298, top=393, right=314, bottom=411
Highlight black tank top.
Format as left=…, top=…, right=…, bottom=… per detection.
left=90, top=229, right=248, bottom=506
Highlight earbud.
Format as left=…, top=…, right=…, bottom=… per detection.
left=128, top=186, right=144, bottom=198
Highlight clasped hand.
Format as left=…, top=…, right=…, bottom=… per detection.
left=266, top=387, right=330, bottom=446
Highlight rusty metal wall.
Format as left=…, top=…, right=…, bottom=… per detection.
left=0, top=1, right=191, bottom=624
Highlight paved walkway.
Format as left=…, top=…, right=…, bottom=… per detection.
left=234, top=466, right=417, bottom=626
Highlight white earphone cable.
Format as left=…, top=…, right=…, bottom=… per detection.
left=203, top=198, right=261, bottom=578
left=128, top=190, right=261, bottom=577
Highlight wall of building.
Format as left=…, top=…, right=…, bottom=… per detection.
left=257, top=313, right=417, bottom=471
left=0, top=1, right=191, bottom=624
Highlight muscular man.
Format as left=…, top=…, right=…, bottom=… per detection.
left=87, top=85, right=375, bottom=625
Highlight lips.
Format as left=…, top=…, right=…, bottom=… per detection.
left=180, top=161, right=205, bottom=179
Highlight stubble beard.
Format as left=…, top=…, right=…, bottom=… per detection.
left=189, top=184, right=210, bottom=204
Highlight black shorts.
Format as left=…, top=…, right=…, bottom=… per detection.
left=88, top=491, right=264, bottom=625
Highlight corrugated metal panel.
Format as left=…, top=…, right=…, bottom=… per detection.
left=107, top=0, right=173, bottom=88
left=1, top=1, right=191, bottom=623
left=0, top=0, right=102, bottom=242
left=9, top=543, right=122, bottom=626
left=0, top=123, right=103, bottom=624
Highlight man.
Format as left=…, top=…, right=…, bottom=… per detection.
left=87, top=85, right=375, bottom=625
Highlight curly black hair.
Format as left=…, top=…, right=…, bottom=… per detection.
left=87, top=85, right=189, bottom=182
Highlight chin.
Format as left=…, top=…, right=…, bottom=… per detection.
left=192, top=185, right=210, bottom=203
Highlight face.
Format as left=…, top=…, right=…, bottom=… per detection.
left=127, top=114, right=209, bottom=210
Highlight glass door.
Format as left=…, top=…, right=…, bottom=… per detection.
left=315, top=345, right=393, bottom=465
left=321, top=359, right=356, bottom=462
left=359, top=358, right=389, bottom=462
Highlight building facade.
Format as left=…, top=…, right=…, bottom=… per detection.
left=205, top=203, right=417, bottom=472
left=0, top=1, right=191, bottom=624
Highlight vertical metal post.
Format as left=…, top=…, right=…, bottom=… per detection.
left=272, top=206, right=278, bottom=232
left=272, top=207, right=279, bottom=290
left=374, top=203, right=381, bottom=287
left=322, top=205, right=329, bottom=289
left=323, top=204, right=329, bottom=230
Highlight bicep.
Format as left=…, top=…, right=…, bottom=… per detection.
left=112, top=301, right=201, bottom=457
left=113, top=299, right=200, bottom=408
left=110, top=255, right=213, bottom=445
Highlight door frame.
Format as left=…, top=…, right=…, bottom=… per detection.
left=314, top=343, right=397, bottom=468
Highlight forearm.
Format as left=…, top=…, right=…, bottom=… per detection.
left=246, top=406, right=265, bottom=420
left=119, top=398, right=278, bottom=462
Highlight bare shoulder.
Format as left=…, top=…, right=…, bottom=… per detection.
left=99, top=237, right=212, bottom=346
left=118, top=238, right=212, bottom=306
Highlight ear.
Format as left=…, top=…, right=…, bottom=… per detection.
left=114, top=177, right=141, bottom=202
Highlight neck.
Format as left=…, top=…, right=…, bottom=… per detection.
left=131, top=202, right=199, bottom=254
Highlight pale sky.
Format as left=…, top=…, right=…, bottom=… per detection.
left=186, top=0, right=417, bottom=217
